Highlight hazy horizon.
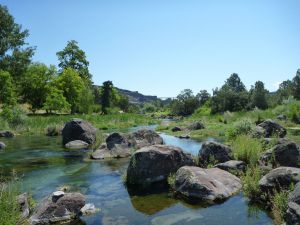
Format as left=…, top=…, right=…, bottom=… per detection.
left=1, top=0, right=300, bottom=97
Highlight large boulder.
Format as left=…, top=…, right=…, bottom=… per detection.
left=255, top=119, right=287, bottom=138
left=29, top=191, right=85, bottom=225
left=65, top=140, right=89, bottom=149
left=286, top=182, right=300, bottom=225
left=260, top=141, right=300, bottom=167
left=259, top=167, right=300, bottom=192
left=214, top=160, right=246, bottom=173
left=198, top=141, right=232, bottom=167
left=62, top=119, right=97, bottom=145
left=91, top=129, right=163, bottom=159
left=174, top=166, right=242, bottom=202
left=187, top=122, right=205, bottom=130
left=171, top=127, right=182, bottom=132
left=126, top=145, right=194, bottom=187
left=0, top=130, right=14, bottom=138
left=0, top=141, right=6, bottom=150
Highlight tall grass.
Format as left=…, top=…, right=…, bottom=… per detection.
left=242, top=166, right=262, bottom=201
left=231, top=135, right=264, bottom=166
left=271, top=190, right=289, bottom=225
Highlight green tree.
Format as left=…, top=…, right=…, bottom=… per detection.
left=211, top=73, right=249, bottom=113
left=117, top=94, right=130, bottom=112
left=43, top=87, right=70, bottom=113
left=56, top=40, right=91, bottom=82
left=293, top=69, right=300, bottom=100
left=196, top=90, right=211, bottom=106
left=171, top=89, right=200, bottom=116
left=53, top=68, right=85, bottom=114
left=100, top=81, right=113, bottom=114
left=0, top=5, right=35, bottom=85
left=250, top=81, right=268, bottom=109
left=21, top=63, right=56, bottom=113
left=0, top=70, right=16, bottom=106
left=278, top=80, right=294, bottom=101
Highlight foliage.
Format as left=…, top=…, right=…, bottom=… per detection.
left=56, top=40, right=91, bottom=82
left=53, top=68, right=85, bottom=114
left=77, top=84, right=95, bottom=114
left=227, top=118, right=253, bottom=139
left=0, top=106, right=27, bottom=129
left=292, top=69, right=300, bottom=100
left=100, top=81, right=113, bottom=114
left=231, top=135, right=263, bottom=166
left=167, top=173, right=176, bottom=189
left=242, top=166, right=262, bottom=201
left=0, top=181, right=21, bottom=225
left=250, top=81, right=268, bottom=109
left=0, top=70, right=16, bottom=106
left=21, top=63, right=56, bottom=112
left=0, top=5, right=35, bottom=84
left=171, top=89, right=200, bottom=116
left=211, top=73, right=249, bottom=113
left=43, top=87, right=70, bottom=113
left=271, top=190, right=289, bottom=225
left=196, top=90, right=211, bottom=106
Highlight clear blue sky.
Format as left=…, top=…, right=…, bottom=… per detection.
left=1, top=0, right=300, bottom=97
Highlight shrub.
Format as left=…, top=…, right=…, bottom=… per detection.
left=227, top=118, right=253, bottom=139
left=242, top=166, right=262, bottom=201
left=0, top=106, right=27, bottom=129
left=231, top=135, right=263, bottom=166
left=271, top=190, right=289, bottom=225
left=167, top=173, right=176, bottom=189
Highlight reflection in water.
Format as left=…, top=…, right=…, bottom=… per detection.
left=0, top=130, right=274, bottom=225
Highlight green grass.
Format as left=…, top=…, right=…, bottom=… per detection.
left=1, top=113, right=158, bottom=135
left=271, top=190, right=289, bottom=225
left=0, top=180, right=22, bottom=225
left=241, top=166, right=262, bottom=201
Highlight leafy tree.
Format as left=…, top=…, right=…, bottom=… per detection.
left=0, top=5, right=35, bottom=85
left=100, top=81, right=113, bottom=114
left=211, top=73, right=249, bottom=113
left=53, top=68, right=85, bottom=114
left=21, top=63, right=56, bottom=112
left=0, top=70, right=16, bottom=106
left=278, top=79, right=294, bottom=101
left=250, top=81, right=268, bottom=109
left=293, top=69, right=300, bottom=100
left=56, top=40, right=91, bottom=82
left=171, top=89, right=199, bottom=116
left=117, top=94, right=130, bottom=112
left=43, top=87, right=70, bottom=113
left=196, top=90, right=211, bottom=106
left=77, top=84, right=95, bottom=114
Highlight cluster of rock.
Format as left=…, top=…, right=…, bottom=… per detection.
left=17, top=190, right=97, bottom=225
left=90, top=129, right=163, bottom=159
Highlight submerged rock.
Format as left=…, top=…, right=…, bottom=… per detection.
left=0, top=130, right=14, bottom=138
left=259, top=167, right=300, bottom=192
left=91, top=129, right=163, bottom=159
left=174, top=166, right=242, bottom=202
left=214, top=160, right=246, bottom=173
left=198, top=141, right=232, bottom=167
left=65, top=140, right=89, bottom=149
left=29, top=191, right=85, bottom=225
left=0, top=141, right=6, bottom=150
left=80, top=203, right=99, bottom=215
left=255, top=119, right=287, bottom=138
left=62, top=119, right=97, bottom=145
left=260, top=141, right=300, bottom=167
left=126, top=145, right=194, bottom=188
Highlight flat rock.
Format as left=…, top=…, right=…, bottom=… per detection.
left=65, top=140, right=89, bottom=149
left=198, top=141, right=232, bottom=167
left=259, top=167, right=300, bottom=192
left=175, top=166, right=242, bottom=202
left=126, top=145, right=194, bottom=187
left=214, top=160, right=246, bottom=172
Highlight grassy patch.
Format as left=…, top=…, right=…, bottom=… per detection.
left=271, top=190, right=289, bottom=225
left=242, top=166, right=262, bottom=201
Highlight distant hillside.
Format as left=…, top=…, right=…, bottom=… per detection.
left=116, top=88, right=158, bottom=104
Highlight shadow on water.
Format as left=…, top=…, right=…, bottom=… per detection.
left=0, top=126, right=274, bottom=225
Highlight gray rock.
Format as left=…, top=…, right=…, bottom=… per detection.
left=255, top=119, right=287, bottom=138
left=289, top=182, right=300, bottom=205
left=277, top=114, right=287, bottom=121
left=174, top=166, right=242, bottom=202
left=126, top=145, right=194, bottom=187
left=187, top=122, right=205, bottom=130
left=214, top=160, right=246, bottom=172
left=17, top=192, right=30, bottom=219
left=0, top=130, right=14, bottom=138
left=80, top=203, right=99, bottom=215
left=171, top=127, right=182, bottom=132
left=177, top=135, right=190, bottom=139
left=65, top=140, right=89, bottom=149
left=29, top=192, right=85, bottom=225
left=0, top=141, right=6, bottom=149
left=286, top=202, right=300, bottom=225
left=260, top=141, right=300, bottom=167
left=259, top=167, right=300, bottom=192
left=62, top=119, right=97, bottom=145
left=91, top=129, right=163, bottom=159
left=198, top=141, right=232, bottom=167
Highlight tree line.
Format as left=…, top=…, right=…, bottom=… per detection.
left=0, top=5, right=132, bottom=115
